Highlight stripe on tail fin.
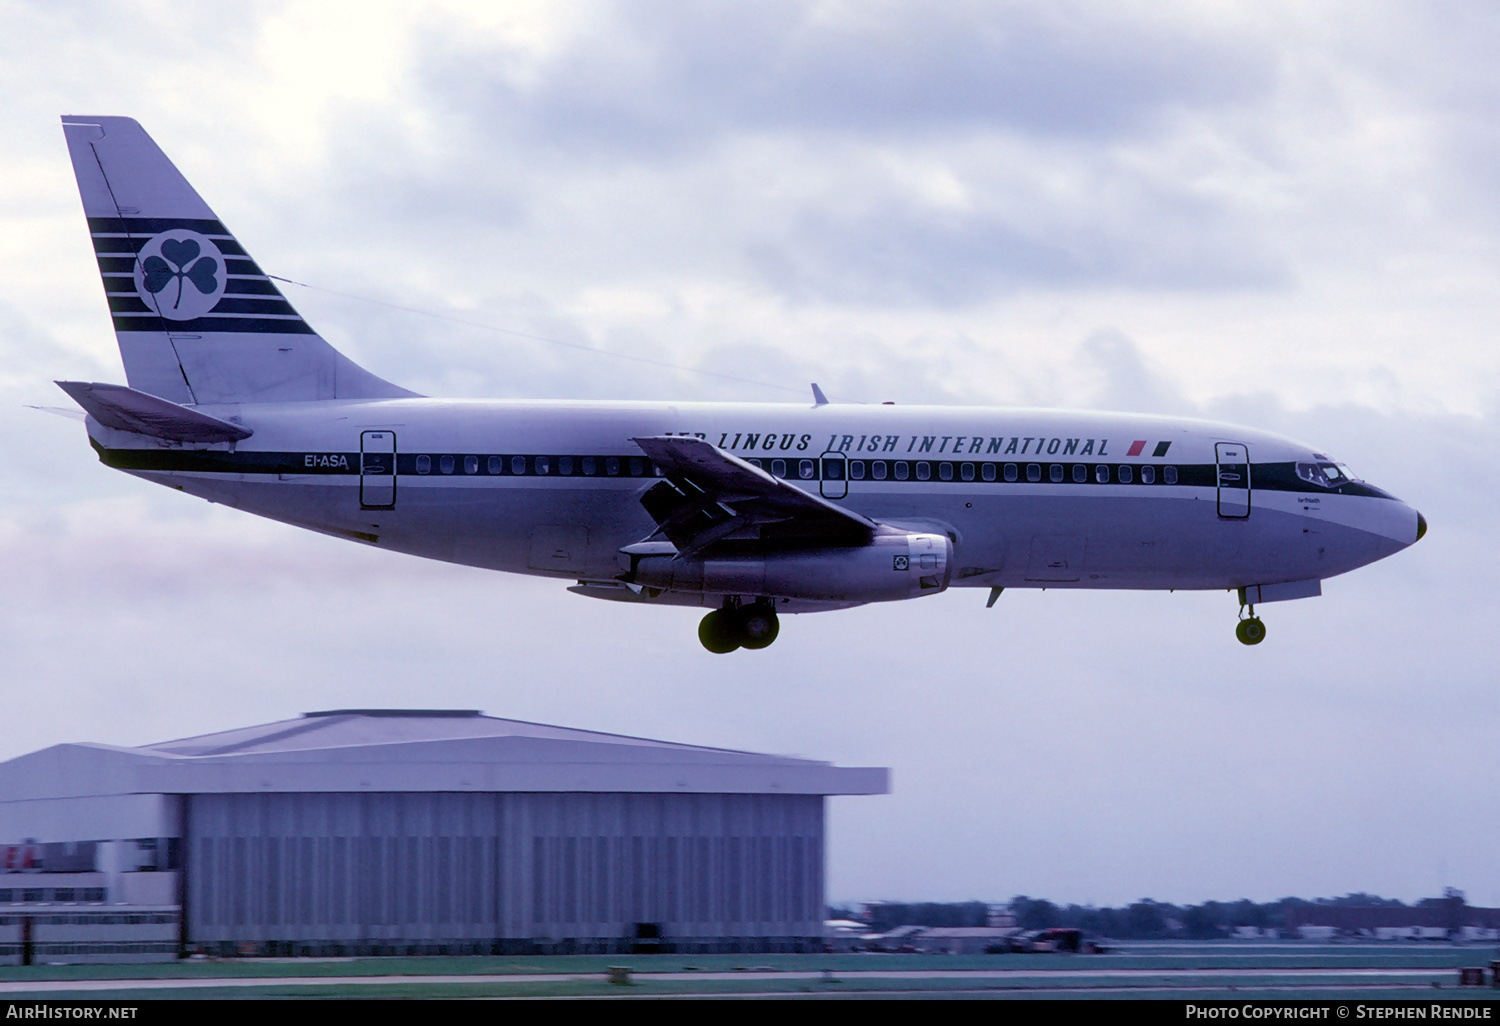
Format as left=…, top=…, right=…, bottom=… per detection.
left=62, top=116, right=417, bottom=405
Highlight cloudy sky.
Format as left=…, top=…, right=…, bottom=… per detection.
left=1, top=0, right=1495, bottom=910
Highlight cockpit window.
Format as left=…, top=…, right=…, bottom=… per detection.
left=1296, top=461, right=1355, bottom=488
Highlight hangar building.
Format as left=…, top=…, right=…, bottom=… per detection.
left=0, top=710, right=887, bottom=961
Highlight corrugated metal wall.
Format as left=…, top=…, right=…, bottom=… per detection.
left=185, top=792, right=824, bottom=954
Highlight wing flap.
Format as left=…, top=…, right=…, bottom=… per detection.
left=631, top=435, right=873, bottom=552
left=56, top=380, right=252, bottom=443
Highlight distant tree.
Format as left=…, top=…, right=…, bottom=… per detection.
left=1226, top=899, right=1270, bottom=930
left=860, top=892, right=1475, bottom=939
left=1183, top=902, right=1228, bottom=939
left=1074, top=905, right=1125, bottom=938
left=1011, top=895, right=1060, bottom=930
left=1125, top=900, right=1171, bottom=939
left=1322, top=893, right=1406, bottom=907
left=862, top=901, right=989, bottom=932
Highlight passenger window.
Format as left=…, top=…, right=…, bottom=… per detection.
left=1140, top=465, right=1154, bottom=484
left=464, top=455, right=478, bottom=475
left=771, top=459, right=786, bottom=478
left=1005, top=463, right=1018, bottom=482
left=872, top=461, right=888, bottom=480
left=1164, top=466, right=1178, bottom=485
left=512, top=455, right=527, bottom=475
left=981, top=463, right=995, bottom=482
left=1118, top=464, right=1133, bottom=484
left=916, top=462, right=931, bottom=481
left=582, top=456, right=597, bottom=475
left=799, top=459, right=815, bottom=479
left=850, top=460, right=865, bottom=480
left=629, top=457, right=644, bottom=476
left=746, top=458, right=762, bottom=469
left=1049, top=464, right=1063, bottom=482
left=605, top=457, right=619, bottom=476
left=559, top=456, right=574, bottom=475
left=487, top=456, right=502, bottom=475
left=939, top=462, right=953, bottom=481
left=440, top=455, right=455, bottom=474
left=961, top=462, right=975, bottom=481
left=416, top=455, right=431, bottom=475
left=1072, top=464, right=1087, bottom=483
left=1026, top=463, right=1040, bottom=482
left=536, top=456, right=550, bottom=475
left=1096, top=465, right=1109, bottom=483
left=895, top=462, right=910, bottom=481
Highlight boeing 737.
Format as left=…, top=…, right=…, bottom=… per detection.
left=55, top=116, right=1425, bottom=651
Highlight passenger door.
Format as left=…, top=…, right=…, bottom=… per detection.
left=360, top=430, right=396, bottom=510
left=1215, top=442, right=1250, bottom=519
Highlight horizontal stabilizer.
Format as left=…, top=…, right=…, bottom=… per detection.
left=56, top=381, right=252, bottom=443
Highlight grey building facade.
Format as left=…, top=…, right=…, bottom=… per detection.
left=0, top=710, right=887, bottom=960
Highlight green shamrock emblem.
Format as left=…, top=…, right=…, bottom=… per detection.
left=142, top=237, right=220, bottom=312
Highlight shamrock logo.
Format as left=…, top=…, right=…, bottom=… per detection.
left=133, top=230, right=227, bottom=321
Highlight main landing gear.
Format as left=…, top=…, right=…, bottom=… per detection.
left=699, top=602, right=780, bottom=654
left=1235, top=603, right=1267, bottom=646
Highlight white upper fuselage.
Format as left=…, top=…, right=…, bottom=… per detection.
left=86, top=397, right=1423, bottom=597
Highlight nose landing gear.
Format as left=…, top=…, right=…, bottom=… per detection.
left=1235, top=603, right=1267, bottom=645
left=699, top=601, right=781, bottom=653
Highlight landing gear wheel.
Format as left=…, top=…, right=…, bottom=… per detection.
left=1236, top=617, right=1267, bottom=645
left=699, top=610, right=741, bottom=654
left=736, top=606, right=780, bottom=650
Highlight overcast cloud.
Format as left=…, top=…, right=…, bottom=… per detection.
left=0, top=0, right=1496, bottom=908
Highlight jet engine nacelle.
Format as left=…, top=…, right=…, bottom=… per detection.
left=631, top=531, right=953, bottom=603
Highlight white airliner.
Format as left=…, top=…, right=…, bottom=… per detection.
left=56, top=116, right=1425, bottom=652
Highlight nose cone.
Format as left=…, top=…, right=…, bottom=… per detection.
left=1368, top=498, right=1426, bottom=562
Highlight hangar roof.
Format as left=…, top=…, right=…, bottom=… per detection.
left=0, top=710, right=888, bottom=800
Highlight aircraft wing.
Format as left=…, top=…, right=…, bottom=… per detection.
left=631, top=435, right=874, bottom=556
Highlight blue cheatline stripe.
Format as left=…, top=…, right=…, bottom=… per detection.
left=224, top=258, right=266, bottom=276
left=87, top=216, right=229, bottom=235
left=109, top=314, right=318, bottom=334
left=92, top=240, right=266, bottom=277
left=92, top=236, right=248, bottom=258
left=93, top=236, right=149, bottom=254
left=89, top=235, right=248, bottom=258
left=89, top=443, right=1376, bottom=498
left=102, top=273, right=288, bottom=300
left=106, top=297, right=300, bottom=317
left=224, top=278, right=283, bottom=296
left=208, top=297, right=300, bottom=316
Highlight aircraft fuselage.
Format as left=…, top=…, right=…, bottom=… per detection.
left=87, top=398, right=1422, bottom=603
left=59, top=115, right=1425, bottom=649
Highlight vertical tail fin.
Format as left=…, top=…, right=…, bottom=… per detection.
left=62, top=116, right=416, bottom=405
